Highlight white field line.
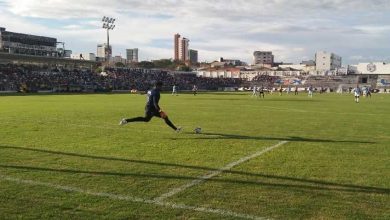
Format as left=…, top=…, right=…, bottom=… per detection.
left=154, top=141, right=289, bottom=202
left=0, top=175, right=268, bottom=220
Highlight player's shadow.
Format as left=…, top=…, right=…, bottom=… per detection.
left=0, top=145, right=388, bottom=195
left=181, top=132, right=375, bottom=144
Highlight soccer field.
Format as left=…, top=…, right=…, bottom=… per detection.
left=0, top=92, right=389, bottom=219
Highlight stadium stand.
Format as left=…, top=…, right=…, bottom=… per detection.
left=0, top=64, right=243, bottom=92
left=0, top=64, right=385, bottom=93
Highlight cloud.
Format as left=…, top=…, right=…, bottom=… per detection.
left=1, top=0, right=390, bottom=64
left=355, top=25, right=390, bottom=35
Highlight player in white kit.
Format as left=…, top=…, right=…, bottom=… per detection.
left=354, top=85, right=361, bottom=103
left=172, top=85, right=178, bottom=96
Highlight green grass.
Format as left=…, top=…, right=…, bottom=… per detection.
left=0, top=92, right=389, bottom=219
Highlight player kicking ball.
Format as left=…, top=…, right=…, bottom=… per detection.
left=119, top=81, right=182, bottom=132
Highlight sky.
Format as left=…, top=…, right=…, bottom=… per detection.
left=0, top=0, right=390, bottom=65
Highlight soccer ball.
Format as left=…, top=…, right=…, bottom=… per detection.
left=194, top=127, right=202, bottom=134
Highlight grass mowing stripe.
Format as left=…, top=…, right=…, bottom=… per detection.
left=154, top=141, right=289, bottom=202
left=0, top=175, right=268, bottom=220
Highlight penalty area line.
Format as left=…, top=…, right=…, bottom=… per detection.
left=0, top=175, right=268, bottom=220
left=154, top=141, right=289, bottom=202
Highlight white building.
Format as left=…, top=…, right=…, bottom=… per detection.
left=126, top=48, right=138, bottom=63
left=355, top=62, right=390, bottom=75
left=279, top=64, right=316, bottom=72
left=97, top=43, right=112, bottom=59
left=197, top=67, right=303, bottom=80
left=315, top=51, right=342, bottom=71
left=71, top=53, right=96, bottom=61
left=196, top=68, right=241, bottom=78
left=240, top=69, right=303, bottom=81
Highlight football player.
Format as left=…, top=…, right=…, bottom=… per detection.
left=119, top=82, right=182, bottom=132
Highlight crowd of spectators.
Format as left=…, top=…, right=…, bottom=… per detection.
left=0, top=64, right=108, bottom=92
left=0, top=64, right=243, bottom=93
left=251, top=74, right=281, bottom=86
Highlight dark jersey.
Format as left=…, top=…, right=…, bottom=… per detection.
left=146, top=88, right=161, bottom=111
left=259, top=87, right=264, bottom=93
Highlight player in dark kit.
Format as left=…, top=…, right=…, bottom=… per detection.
left=119, top=82, right=182, bottom=132
left=258, top=86, right=265, bottom=98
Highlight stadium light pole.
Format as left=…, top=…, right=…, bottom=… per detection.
left=101, top=16, right=116, bottom=63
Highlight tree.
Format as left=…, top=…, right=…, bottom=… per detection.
left=152, top=59, right=173, bottom=69
left=177, top=65, right=191, bottom=72
left=95, top=67, right=103, bottom=73
left=136, top=61, right=155, bottom=69
left=115, top=62, right=125, bottom=67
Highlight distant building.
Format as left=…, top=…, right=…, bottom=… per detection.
left=63, top=50, right=72, bottom=58
left=301, top=60, right=316, bottom=66
left=356, top=62, right=390, bottom=75
left=189, top=49, right=198, bottom=64
left=57, top=48, right=72, bottom=58
left=174, top=34, right=181, bottom=61
left=126, top=48, right=138, bottom=63
left=253, top=51, right=274, bottom=65
left=279, top=64, right=316, bottom=73
left=196, top=67, right=241, bottom=78
left=210, top=61, right=226, bottom=68
left=174, top=33, right=190, bottom=62
left=179, top=38, right=189, bottom=62
left=71, top=53, right=96, bottom=61
left=219, top=57, right=245, bottom=66
left=196, top=66, right=304, bottom=80
left=315, top=51, right=342, bottom=71
left=0, top=27, right=57, bottom=57
left=111, top=55, right=127, bottom=64
left=97, top=43, right=112, bottom=60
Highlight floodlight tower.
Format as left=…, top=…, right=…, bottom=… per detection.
left=101, top=16, right=116, bottom=62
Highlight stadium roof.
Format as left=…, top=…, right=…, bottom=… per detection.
left=0, top=52, right=97, bottom=67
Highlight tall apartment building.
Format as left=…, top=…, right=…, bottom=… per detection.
left=179, top=38, right=189, bottom=62
left=174, top=33, right=190, bottom=62
left=174, top=34, right=180, bottom=61
left=97, top=43, right=112, bottom=59
left=126, top=48, right=138, bottom=62
left=189, top=49, right=198, bottom=64
left=253, top=51, right=274, bottom=65
left=315, top=51, right=342, bottom=71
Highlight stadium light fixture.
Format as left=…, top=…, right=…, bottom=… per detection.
left=101, top=16, right=116, bottom=62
